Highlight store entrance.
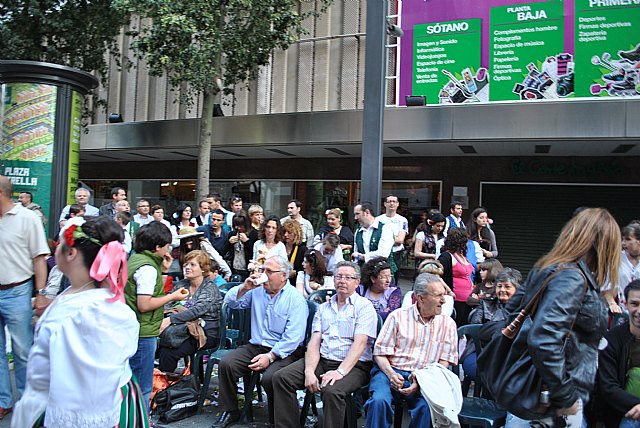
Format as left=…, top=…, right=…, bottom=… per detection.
left=481, top=182, right=640, bottom=276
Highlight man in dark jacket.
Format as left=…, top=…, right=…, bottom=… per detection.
left=197, top=209, right=230, bottom=260
left=598, top=279, right=640, bottom=427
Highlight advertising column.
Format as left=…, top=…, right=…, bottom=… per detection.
left=490, top=0, right=567, bottom=101
left=575, top=0, right=640, bottom=97
left=0, top=61, right=98, bottom=235
left=413, top=19, right=485, bottom=104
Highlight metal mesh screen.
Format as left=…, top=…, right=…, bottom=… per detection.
left=270, top=49, right=288, bottom=113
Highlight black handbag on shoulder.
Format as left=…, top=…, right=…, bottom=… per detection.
left=153, top=372, right=199, bottom=423
left=477, top=266, right=584, bottom=421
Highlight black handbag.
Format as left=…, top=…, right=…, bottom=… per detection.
left=152, top=372, right=199, bottom=423
left=159, top=323, right=190, bottom=348
left=477, top=266, right=583, bottom=420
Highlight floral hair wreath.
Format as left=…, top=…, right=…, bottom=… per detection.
left=61, top=217, right=101, bottom=248
left=59, top=216, right=128, bottom=302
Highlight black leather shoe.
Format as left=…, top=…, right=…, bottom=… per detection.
left=212, top=411, right=240, bottom=428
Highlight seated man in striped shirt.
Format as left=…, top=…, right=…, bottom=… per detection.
left=272, top=260, right=378, bottom=428
left=365, top=272, right=458, bottom=428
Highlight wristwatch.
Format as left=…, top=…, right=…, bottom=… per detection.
left=267, top=352, right=275, bottom=364
left=336, top=367, right=346, bottom=377
left=37, top=288, right=47, bottom=296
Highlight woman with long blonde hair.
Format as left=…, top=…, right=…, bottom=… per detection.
left=502, top=208, right=621, bottom=427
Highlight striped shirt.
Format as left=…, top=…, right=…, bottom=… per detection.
left=374, top=305, right=458, bottom=372
left=313, top=292, right=378, bottom=362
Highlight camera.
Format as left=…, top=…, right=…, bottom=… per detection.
left=556, top=73, right=574, bottom=97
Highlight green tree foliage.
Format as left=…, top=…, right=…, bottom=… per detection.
left=117, top=0, right=324, bottom=104
left=0, top=0, right=128, bottom=78
left=115, top=0, right=330, bottom=200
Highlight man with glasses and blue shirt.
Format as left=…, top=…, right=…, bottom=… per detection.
left=273, top=260, right=378, bottom=428
left=213, top=255, right=308, bottom=428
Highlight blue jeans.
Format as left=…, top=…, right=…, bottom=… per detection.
left=620, top=418, right=640, bottom=427
left=129, top=336, right=156, bottom=411
left=364, top=366, right=430, bottom=428
left=461, top=351, right=477, bottom=381
left=0, top=280, right=34, bottom=408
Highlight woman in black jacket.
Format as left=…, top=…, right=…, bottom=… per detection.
left=503, top=208, right=621, bottom=427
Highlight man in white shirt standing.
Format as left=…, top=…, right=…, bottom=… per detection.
left=0, top=175, right=50, bottom=419
left=194, top=200, right=211, bottom=226
left=280, top=199, right=314, bottom=244
left=58, top=187, right=99, bottom=226
left=225, top=194, right=244, bottom=232
left=376, top=195, right=408, bottom=284
left=353, top=201, right=396, bottom=276
left=443, top=201, right=465, bottom=236
left=133, top=199, right=153, bottom=226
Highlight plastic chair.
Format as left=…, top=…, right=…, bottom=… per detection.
left=218, top=281, right=243, bottom=292
left=307, top=289, right=337, bottom=304
left=456, top=324, right=507, bottom=428
left=193, top=305, right=251, bottom=413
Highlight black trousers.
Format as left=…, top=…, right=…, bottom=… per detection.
left=273, top=357, right=372, bottom=428
left=218, top=343, right=304, bottom=422
left=158, top=334, right=219, bottom=373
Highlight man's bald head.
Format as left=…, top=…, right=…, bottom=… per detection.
left=0, top=175, right=12, bottom=198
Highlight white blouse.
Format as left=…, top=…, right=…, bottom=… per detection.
left=252, top=240, right=288, bottom=262
left=12, top=288, right=139, bottom=428
left=296, top=271, right=335, bottom=298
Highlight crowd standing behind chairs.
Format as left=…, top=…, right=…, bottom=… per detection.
left=4, top=179, right=640, bottom=428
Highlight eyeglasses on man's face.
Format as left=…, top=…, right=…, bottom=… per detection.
left=259, top=267, right=283, bottom=275
left=335, top=275, right=358, bottom=282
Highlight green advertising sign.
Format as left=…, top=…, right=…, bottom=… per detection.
left=67, top=91, right=82, bottom=205
left=574, top=0, right=640, bottom=97
left=413, top=19, right=484, bottom=104
left=490, top=0, right=565, bottom=100
left=1, top=83, right=56, bottom=224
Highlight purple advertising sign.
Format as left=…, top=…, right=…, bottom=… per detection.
left=401, top=0, right=640, bottom=104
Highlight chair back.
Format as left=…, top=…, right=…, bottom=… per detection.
left=457, top=323, right=483, bottom=397
left=308, top=289, right=337, bottom=304
left=304, top=300, right=319, bottom=346
left=376, top=314, right=384, bottom=334
left=218, top=281, right=243, bottom=292
left=217, top=304, right=252, bottom=351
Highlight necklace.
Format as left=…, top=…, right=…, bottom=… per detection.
left=68, top=279, right=96, bottom=294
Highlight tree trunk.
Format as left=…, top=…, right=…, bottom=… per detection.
left=197, top=88, right=215, bottom=202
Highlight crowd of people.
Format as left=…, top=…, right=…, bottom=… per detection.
left=2, top=178, right=640, bottom=428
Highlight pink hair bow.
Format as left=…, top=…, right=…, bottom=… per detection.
left=90, top=241, right=128, bottom=302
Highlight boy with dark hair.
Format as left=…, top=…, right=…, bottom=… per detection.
left=125, top=222, right=188, bottom=409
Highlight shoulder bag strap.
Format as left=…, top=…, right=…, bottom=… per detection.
left=290, top=245, right=299, bottom=265
left=502, top=266, right=572, bottom=339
